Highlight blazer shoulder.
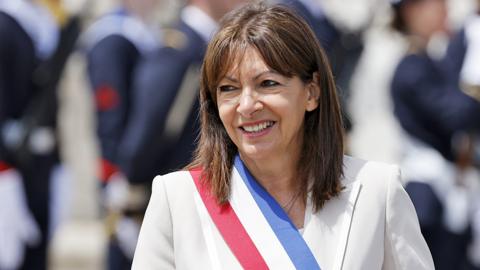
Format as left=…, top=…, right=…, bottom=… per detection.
left=342, top=155, right=401, bottom=191
left=152, top=171, right=196, bottom=204
left=154, top=170, right=192, bottom=187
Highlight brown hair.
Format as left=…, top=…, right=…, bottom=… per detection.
left=187, top=2, right=344, bottom=211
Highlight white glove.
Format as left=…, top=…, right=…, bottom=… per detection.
left=469, top=207, right=480, bottom=267
left=0, top=169, right=41, bottom=270
left=115, top=216, right=141, bottom=260
left=103, top=172, right=130, bottom=212
left=443, top=186, right=469, bottom=234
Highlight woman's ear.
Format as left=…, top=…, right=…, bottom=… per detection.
left=306, top=72, right=320, bottom=112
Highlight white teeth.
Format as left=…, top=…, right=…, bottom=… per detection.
left=242, top=121, right=273, bottom=133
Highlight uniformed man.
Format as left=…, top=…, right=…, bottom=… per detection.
left=442, top=1, right=480, bottom=268
left=0, top=0, right=73, bottom=269
left=116, top=0, right=249, bottom=178
left=87, top=0, right=246, bottom=268
left=116, top=0, right=248, bottom=184
left=84, top=0, right=162, bottom=186
left=390, top=0, right=480, bottom=269
left=83, top=0, right=162, bottom=269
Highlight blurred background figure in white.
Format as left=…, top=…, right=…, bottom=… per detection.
left=441, top=0, right=480, bottom=267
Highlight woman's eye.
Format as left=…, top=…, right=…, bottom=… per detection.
left=261, top=80, right=279, bottom=87
left=218, top=85, right=237, bottom=92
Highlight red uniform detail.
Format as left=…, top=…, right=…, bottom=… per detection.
left=0, top=161, right=13, bottom=172
left=95, top=84, right=119, bottom=111
left=100, top=158, right=119, bottom=183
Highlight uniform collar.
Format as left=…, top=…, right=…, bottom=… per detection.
left=181, top=5, right=218, bottom=43
left=0, top=0, right=59, bottom=59
left=82, top=7, right=161, bottom=54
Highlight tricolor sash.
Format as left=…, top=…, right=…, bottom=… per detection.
left=190, top=155, right=322, bottom=269
left=190, top=168, right=269, bottom=269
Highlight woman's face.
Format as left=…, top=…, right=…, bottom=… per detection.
left=216, top=47, right=319, bottom=162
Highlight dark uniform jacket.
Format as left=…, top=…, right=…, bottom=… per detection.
left=118, top=19, right=206, bottom=184
left=279, top=0, right=339, bottom=53
left=0, top=6, right=60, bottom=270
left=85, top=8, right=160, bottom=181
left=280, top=0, right=362, bottom=131
left=391, top=50, right=480, bottom=161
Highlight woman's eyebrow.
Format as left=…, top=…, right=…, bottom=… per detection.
left=253, top=70, right=279, bottom=80
left=222, top=76, right=239, bottom=83
left=221, top=70, right=279, bottom=83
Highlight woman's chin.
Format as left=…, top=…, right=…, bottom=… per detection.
left=238, top=143, right=276, bottom=161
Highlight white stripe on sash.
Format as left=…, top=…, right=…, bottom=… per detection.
left=193, top=191, right=222, bottom=270
left=229, top=167, right=297, bottom=270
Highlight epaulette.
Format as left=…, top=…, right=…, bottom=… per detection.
left=38, top=0, right=68, bottom=26
left=162, top=28, right=188, bottom=51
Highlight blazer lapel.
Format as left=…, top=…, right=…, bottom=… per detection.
left=303, top=177, right=362, bottom=270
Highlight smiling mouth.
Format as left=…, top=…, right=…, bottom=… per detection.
left=240, top=121, right=275, bottom=133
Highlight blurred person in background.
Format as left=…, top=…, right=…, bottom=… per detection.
left=277, top=0, right=366, bottom=133
left=113, top=0, right=247, bottom=233
left=442, top=0, right=480, bottom=267
left=347, top=0, right=407, bottom=165
left=0, top=0, right=78, bottom=269
left=83, top=0, right=163, bottom=269
left=390, top=0, right=480, bottom=269
left=443, top=0, right=480, bottom=103
left=110, top=5, right=248, bottom=264
left=88, top=0, right=246, bottom=267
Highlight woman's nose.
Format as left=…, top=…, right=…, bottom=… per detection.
left=237, top=89, right=261, bottom=117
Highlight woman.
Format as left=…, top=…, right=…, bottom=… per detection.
left=390, top=0, right=480, bottom=269
left=133, top=2, right=433, bottom=269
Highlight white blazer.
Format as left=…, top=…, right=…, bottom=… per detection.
left=132, top=156, right=434, bottom=270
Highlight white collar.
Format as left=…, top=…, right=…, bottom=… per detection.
left=82, top=9, right=161, bottom=54
left=0, top=0, right=59, bottom=59
left=180, top=5, right=218, bottom=43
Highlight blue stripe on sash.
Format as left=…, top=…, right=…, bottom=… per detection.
left=234, top=156, right=321, bottom=270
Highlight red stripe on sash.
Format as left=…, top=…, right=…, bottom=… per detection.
left=189, top=169, right=269, bottom=270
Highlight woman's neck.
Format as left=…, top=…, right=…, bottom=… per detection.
left=239, top=151, right=306, bottom=229
left=239, top=152, right=300, bottom=197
